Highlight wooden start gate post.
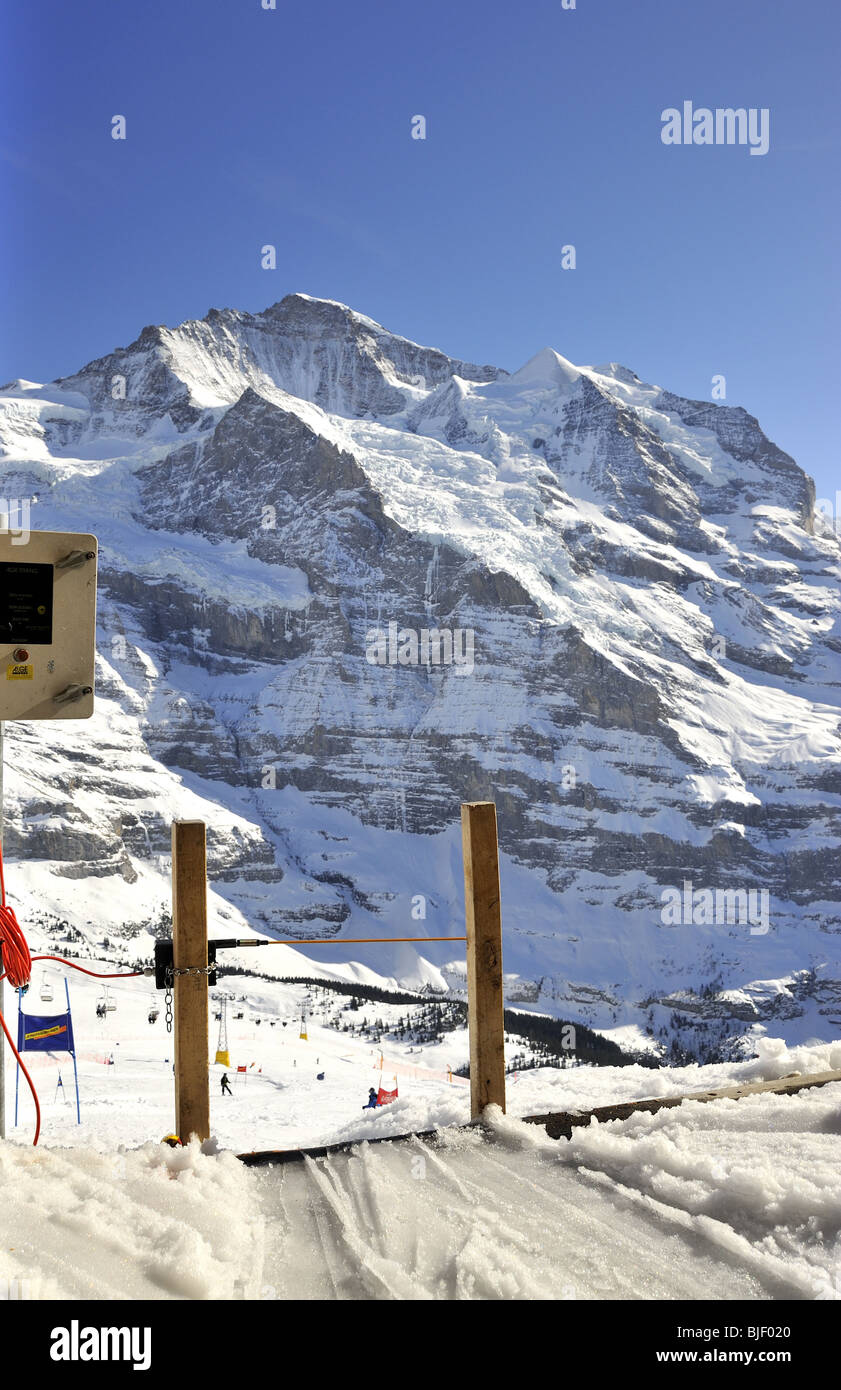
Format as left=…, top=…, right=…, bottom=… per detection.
left=461, top=801, right=506, bottom=1120
left=172, top=820, right=210, bottom=1143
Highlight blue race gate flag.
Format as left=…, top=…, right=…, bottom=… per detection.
left=15, top=979, right=82, bottom=1127
left=17, top=1011, right=76, bottom=1055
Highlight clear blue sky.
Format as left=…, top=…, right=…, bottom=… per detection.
left=1, top=0, right=839, bottom=500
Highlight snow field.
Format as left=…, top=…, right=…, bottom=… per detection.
left=3, top=1086, right=838, bottom=1301
left=2, top=961, right=839, bottom=1301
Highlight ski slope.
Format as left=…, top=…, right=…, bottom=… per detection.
left=4, top=958, right=474, bottom=1153
left=8, top=952, right=840, bottom=1155
left=2, top=1097, right=839, bottom=1301
left=2, top=959, right=840, bottom=1301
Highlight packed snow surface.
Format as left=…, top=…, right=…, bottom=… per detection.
left=3, top=1090, right=839, bottom=1302
left=2, top=964, right=839, bottom=1301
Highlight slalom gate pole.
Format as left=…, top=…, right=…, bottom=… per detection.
left=14, top=987, right=20, bottom=1128
left=66, top=975, right=80, bottom=1124
left=0, top=941, right=4, bottom=1141
left=0, top=722, right=4, bottom=1140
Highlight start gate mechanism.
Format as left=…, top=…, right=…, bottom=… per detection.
left=152, top=937, right=270, bottom=989
left=0, top=530, right=98, bottom=720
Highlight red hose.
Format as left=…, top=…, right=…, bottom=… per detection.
left=31, top=955, right=143, bottom=979
left=0, top=844, right=40, bottom=1141
left=0, top=843, right=31, bottom=989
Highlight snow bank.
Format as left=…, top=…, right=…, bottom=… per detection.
left=503, top=1037, right=841, bottom=1120
left=4, top=1074, right=839, bottom=1301
left=732, top=1035, right=841, bottom=1082
left=0, top=1137, right=264, bottom=1300
left=553, top=1086, right=841, bottom=1301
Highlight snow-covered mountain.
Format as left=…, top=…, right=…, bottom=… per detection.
left=2, top=293, right=840, bottom=1059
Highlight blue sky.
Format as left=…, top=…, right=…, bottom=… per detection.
left=1, top=0, right=838, bottom=500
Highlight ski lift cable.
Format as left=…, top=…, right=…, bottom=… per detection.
left=209, top=935, right=467, bottom=947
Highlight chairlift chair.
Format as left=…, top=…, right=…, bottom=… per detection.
left=40, top=971, right=55, bottom=1003
left=97, top=985, right=117, bottom=1016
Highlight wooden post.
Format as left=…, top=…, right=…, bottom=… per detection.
left=461, top=801, right=506, bottom=1120
left=172, top=820, right=210, bottom=1143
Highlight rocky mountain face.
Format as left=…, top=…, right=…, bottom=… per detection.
left=2, top=293, right=840, bottom=1060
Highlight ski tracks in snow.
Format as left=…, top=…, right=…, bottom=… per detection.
left=5, top=1102, right=834, bottom=1300
left=253, top=1128, right=780, bottom=1300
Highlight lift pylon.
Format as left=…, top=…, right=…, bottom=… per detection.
left=215, top=994, right=230, bottom=1067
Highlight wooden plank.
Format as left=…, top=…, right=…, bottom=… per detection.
left=237, top=1126, right=447, bottom=1166
left=523, top=1068, right=841, bottom=1140
left=172, top=820, right=210, bottom=1143
left=462, top=801, right=506, bottom=1119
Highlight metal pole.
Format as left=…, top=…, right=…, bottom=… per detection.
left=0, top=944, right=4, bottom=1142
left=14, top=990, right=20, bottom=1129
left=0, top=719, right=5, bottom=1140
left=65, top=975, right=80, bottom=1124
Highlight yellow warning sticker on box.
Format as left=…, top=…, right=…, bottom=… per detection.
left=6, top=663, right=33, bottom=680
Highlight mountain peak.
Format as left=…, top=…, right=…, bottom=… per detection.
left=1, top=293, right=839, bottom=1060
left=509, top=347, right=581, bottom=390
left=264, top=291, right=373, bottom=323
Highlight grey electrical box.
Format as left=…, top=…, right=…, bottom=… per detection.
left=0, top=530, right=98, bottom=720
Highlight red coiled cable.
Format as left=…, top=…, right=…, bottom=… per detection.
left=0, top=841, right=40, bottom=1142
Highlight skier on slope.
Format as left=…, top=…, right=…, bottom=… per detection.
left=220, top=1073, right=233, bottom=1095
left=362, top=1087, right=379, bottom=1110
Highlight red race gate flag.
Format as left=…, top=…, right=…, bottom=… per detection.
left=377, top=1085, right=398, bottom=1106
